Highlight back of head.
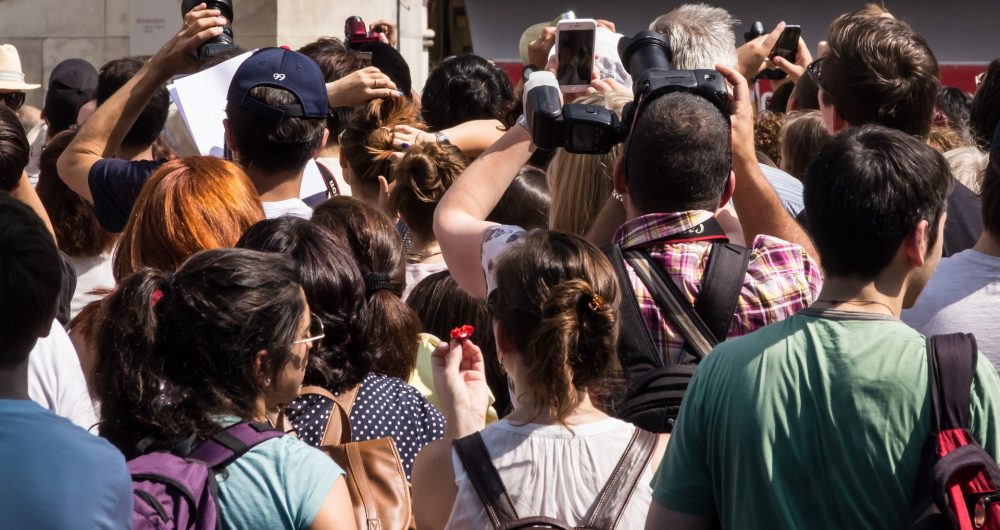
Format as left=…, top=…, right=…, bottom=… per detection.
left=936, top=87, right=973, bottom=132
left=312, top=197, right=420, bottom=380
left=944, top=146, right=988, bottom=193
left=36, top=130, right=116, bottom=257
left=0, top=194, right=61, bottom=362
left=299, top=37, right=369, bottom=142
left=95, top=248, right=303, bottom=452
left=626, top=91, right=732, bottom=213
left=780, top=110, right=833, bottom=182
left=225, top=85, right=327, bottom=174
left=492, top=230, right=619, bottom=424
left=113, top=156, right=264, bottom=279
left=487, top=164, right=551, bottom=230
left=0, top=104, right=29, bottom=191
left=44, top=58, right=99, bottom=136
left=96, top=57, right=169, bottom=150
left=970, top=59, right=1000, bottom=149
left=389, top=142, right=467, bottom=243
left=804, top=124, right=951, bottom=280
left=649, top=3, right=738, bottom=69
left=237, top=217, right=371, bottom=393
left=822, top=14, right=939, bottom=137
left=981, top=147, right=1000, bottom=238
left=421, top=54, right=517, bottom=130
left=340, top=96, right=424, bottom=197
left=755, top=110, right=783, bottom=168
left=549, top=91, right=630, bottom=234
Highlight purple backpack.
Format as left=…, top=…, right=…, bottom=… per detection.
left=129, top=421, right=284, bottom=530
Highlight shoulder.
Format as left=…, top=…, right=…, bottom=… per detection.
left=251, top=434, right=343, bottom=477
left=361, top=373, right=440, bottom=412
left=88, top=157, right=164, bottom=181
left=745, top=235, right=822, bottom=295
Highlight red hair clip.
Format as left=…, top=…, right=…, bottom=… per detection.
left=151, top=289, right=165, bottom=308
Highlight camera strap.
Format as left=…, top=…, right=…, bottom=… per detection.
left=625, top=216, right=729, bottom=249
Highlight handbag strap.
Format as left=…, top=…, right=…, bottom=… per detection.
left=584, top=428, right=658, bottom=529
left=453, top=432, right=519, bottom=528
left=298, top=384, right=361, bottom=447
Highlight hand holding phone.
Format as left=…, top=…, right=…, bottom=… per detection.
left=555, top=19, right=597, bottom=93
left=758, top=24, right=801, bottom=80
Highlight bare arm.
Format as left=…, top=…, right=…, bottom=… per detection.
left=715, top=64, right=818, bottom=259
left=56, top=4, right=228, bottom=203
left=308, top=477, right=358, bottom=530
left=11, top=171, right=56, bottom=243
left=393, top=120, right=507, bottom=160
left=412, top=440, right=458, bottom=530
left=644, top=501, right=715, bottom=530
left=433, top=125, right=534, bottom=298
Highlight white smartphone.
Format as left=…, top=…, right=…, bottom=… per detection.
left=555, top=18, right=597, bottom=93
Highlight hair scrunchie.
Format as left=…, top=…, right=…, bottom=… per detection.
left=151, top=271, right=176, bottom=308
left=363, top=272, right=392, bottom=296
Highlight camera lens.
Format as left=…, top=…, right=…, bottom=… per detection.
left=618, top=31, right=672, bottom=77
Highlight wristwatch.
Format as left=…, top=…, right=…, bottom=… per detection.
left=434, top=131, right=451, bottom=145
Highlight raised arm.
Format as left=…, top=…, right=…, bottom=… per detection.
left=392, top=119, right=507, bottom=160
left=56, top=4, right=228, bottom=203
left=715, top=64, right=819, bottom=259
left=433, top=124, right=533, bottom=298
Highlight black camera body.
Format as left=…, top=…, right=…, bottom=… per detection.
left=526, top=30, right=730, bottom=155
left=181, top=0, right=236, bottom=62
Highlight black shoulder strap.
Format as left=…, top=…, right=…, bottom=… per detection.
left=453, top=433, right=519, bottom=528
left=609, top=244, right=664, bottom=373
left=585, top=428, right=658, bottom=529
left=926, top=333, right=979, bottom=432
left=623, top=248, right=716, bottom=359
left=315, top=160, right=341, bottom=198
left=695, top=242, right=752, bottom=342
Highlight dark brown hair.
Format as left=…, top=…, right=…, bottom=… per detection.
left=312, top=197, right=420, bottom=380
left=822, top=14, right=939, bottom=138
left=298, top=37, right=370, bottom=142
left=389, top=142, right=467, bottom=244
left=982, top=149, right=1000, bottom=238
left=225, top=86, right=327, bottom=174
left=0, top=105, right=29, bottom=191
left=491, top=230, right=619, bottom=424
left=340, top=97, right=425, bottom=198
left=36, top=130, right=117, bottom=257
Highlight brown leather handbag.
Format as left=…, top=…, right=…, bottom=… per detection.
left=300, top=385, right=416, bottom=530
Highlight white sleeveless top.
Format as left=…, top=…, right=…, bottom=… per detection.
left=446, top=417, right=654, bottom=529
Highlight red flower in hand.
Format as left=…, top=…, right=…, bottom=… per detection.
left=450, top=325, right=475, bottom=340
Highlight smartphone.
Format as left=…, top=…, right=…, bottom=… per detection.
left=769, top=25, right=801, bottom=63
left=556, top=19, right=597, bottom=93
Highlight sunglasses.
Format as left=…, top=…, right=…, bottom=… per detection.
left=292, top=312, right=325, bottom=350
left=0, top=92, right=25, bottom=111
left=806, top=58, right=823, bottom=89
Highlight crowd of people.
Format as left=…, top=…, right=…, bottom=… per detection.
left=1, top=1, right=1000, bottom=528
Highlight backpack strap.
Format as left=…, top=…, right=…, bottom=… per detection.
left=694, top=242, right=751, bottom=343
left=453, top=432, right=519, bottom=528
left=608, top=244, right=664, bottom=376
left=584, top=428, right=658, bottom=529
left=188, top=421, right=284, bottom=470
left=926, top=333, right=978, bottom=432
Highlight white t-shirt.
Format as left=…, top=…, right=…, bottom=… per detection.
left=28, top=320, right=98, bottom=431
left=68, top=253, right=115, bottom=320
left=404, top=262, right=449, bottom=301
left=903, top=248, right=1000, bottom=369
left=262, top=198, right=313, bottom=220
left=446, top=418, right=654, bottom=529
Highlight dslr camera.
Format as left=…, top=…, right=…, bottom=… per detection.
left=181, top=0, right=237, bottom=62
left=345, top=16, right=384, bottom=46
left=525, top=31, right=730, bottom=154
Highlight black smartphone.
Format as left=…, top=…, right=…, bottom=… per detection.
left=769, top=25, right=801, bottom=64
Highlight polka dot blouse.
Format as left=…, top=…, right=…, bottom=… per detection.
left=286, top=372, right=445, bottom=480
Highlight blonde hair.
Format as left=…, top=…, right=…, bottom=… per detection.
left=548, top=91, right=632, bottom=235
left=944, top=146, right=988, bottom=193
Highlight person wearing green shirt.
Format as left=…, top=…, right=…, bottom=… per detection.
left=644, top=125, right=1000, bottom=529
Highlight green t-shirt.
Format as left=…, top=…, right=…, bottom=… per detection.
left=652, top=308, right=1000, bottom=530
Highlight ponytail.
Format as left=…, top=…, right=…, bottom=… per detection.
left=93, top=268, right=172, bottom=455
left=340, top=97, right=425, bottom=197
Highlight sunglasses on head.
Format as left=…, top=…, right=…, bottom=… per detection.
left=806, top=58, right=823, bottom=89
left=0, top=92, right=25, bottom=111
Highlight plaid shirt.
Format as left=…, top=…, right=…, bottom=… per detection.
left=613, top=210, right=822, bottom=361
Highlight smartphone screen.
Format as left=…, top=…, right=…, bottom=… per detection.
left=556, top=27, right=596, bottom=88
left=769, top=25, right=801, bottom=63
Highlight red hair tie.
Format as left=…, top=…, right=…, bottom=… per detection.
left=151, top=289, right=165, bottom=308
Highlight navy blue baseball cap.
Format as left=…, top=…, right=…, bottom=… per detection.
left=227, top=47, right=329, bottom=121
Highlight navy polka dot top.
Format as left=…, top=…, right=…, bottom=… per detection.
left=286, top=372, right=445, bottom=480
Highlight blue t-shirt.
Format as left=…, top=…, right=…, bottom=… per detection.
left=215, top=420, right=345, bottom=530
left=88, top=158, right=165, bottom=232
left=0, top=399, right=132, bottom=529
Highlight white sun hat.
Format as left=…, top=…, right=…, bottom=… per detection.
left=0, top=44, right=41, bottom=91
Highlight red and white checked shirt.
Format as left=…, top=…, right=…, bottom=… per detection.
left=611, top=210, right=823, bottom=359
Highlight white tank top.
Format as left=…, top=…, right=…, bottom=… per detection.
left=446, top=417, right=654, bottom=529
